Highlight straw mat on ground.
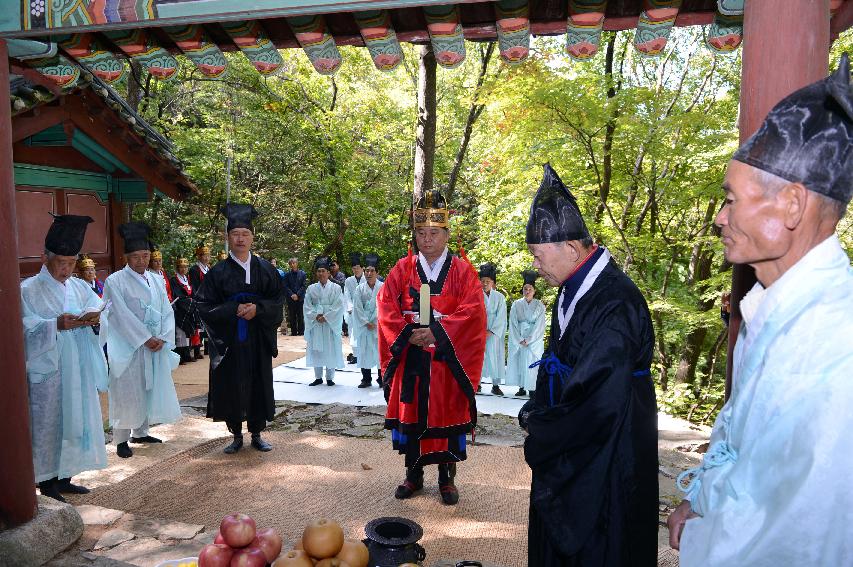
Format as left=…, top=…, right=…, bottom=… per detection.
left=81, top=431, right=532, bottom=567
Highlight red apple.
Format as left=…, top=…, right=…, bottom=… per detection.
left=220, top=513, right=257, bottom=549
left=198, top=543, right=234, bottom=567
left=230, top=547, right=267, bottom=567
left=214, top=531, right=226, bottom=545
left=251, top=527, right=283, bottom=562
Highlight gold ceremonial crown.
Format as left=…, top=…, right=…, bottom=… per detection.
left=150, top=250, right=163, bottom=261
left=195, top=244, right=210, bottom=257
left=77, top=254, right=95, bottom=270
left=217, top=250, right=228, bottom=260
left=176, top=257, right=189, bottom=267
left=413, top=190, right=449, bottom=228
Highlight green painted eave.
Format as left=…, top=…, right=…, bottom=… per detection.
left=71, top=129, right=131, bottom=174
left=13, top=162, right=151, bottom=202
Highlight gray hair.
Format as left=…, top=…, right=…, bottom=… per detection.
left=288, top=257, right=298, bottom=263
left=753, top=168, right=846, bottom=222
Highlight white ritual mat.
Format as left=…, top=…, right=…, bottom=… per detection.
left=273, top=357, right=527, bottom=417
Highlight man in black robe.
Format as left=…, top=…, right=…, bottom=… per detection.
left=520, top=164, right=658, bottom=566
left=196, top=204, right=284, bottom=454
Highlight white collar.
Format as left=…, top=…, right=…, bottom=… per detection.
left=229, top=251, right=252, bottom=284
left=176, top=273, right=190, bottom=285
left=127, top=265, right=151, bottom=286
left=418, top=248, right=448, bottom=283
left=557, top=247, right=612, bottom=337
left=197, top=262, right=209, bottom=274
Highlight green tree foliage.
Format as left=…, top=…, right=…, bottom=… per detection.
left=130, top=28, right=852, bottom=423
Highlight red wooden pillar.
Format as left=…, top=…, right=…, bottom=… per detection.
left=726, top=0, right=831, bottom=396
left=0, top=39, right=37, bottom=529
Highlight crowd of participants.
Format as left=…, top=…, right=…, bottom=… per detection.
left=19, top=61, right=853, bottom=566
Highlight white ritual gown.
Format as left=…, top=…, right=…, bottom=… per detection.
left=481, top=289, right=507, bottom=383
left=102, top=265, right=181, bottom=430
left=351, top=279, right=383, bottom=370
left=344, top=274, right=365, bottom=352
left=22, top=265, right=109, bottom=482
left=505, top=297, right=546, bottom=391
left=679, top=235, right=853, bottom=566
left=304, top=281, right=345, bottom=369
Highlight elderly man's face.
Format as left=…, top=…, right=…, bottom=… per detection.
left=44, top=254, right=77, bottom=283
left=365, top=266, right=377, bottom=285
left=415, top=227, right=449, bottom=260
left=228, top=228, right=254, bottom=257
left=126, top=250, right=151, bottom=275
left=80, top=266, right=97, bottom=283
left=716, top=161, right=791, bottom=267
left=528, top=241, right=588, bottom=287
left=288, top=260, right=298, bottom=271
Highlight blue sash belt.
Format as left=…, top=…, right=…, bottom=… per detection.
left=228, top=292, right=260, bottom=343
left=529, top=352, right=651, bottom=407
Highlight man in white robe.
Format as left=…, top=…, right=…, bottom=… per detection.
left=102, top=222, right=181, bottom=459
left=304, top=256, right=344, bottom=386
left=506, top=271, right=546, bottom=397
left=353, top=253, right=384, bottom=388
left=479, top=263, right=506, bottom=396
left=343, top=252, right=365, bottom=365
left=22, top=214, right=108, bottom=501
left=668, top=55, right=853, bottom=566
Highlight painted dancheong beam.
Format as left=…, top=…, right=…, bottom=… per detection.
left=566, top=1, right=607, bottom=61
left=423, top=4, right=465, bottom=69
left=494, top=0, right=530, bottom=65
left=103, top=29, right=179, bottom=81
left=634, top=1, right=683, bottom=57
left=164, top=25, right=228, bottom=78
left=286, top=15, right=343, bottom=75
left=26, top=52, right=81, bottom=89
left=58, top=34, right=127, bottom=83
left=220, top=20, right=284, bottom=75
left=353, top=10, right=403, bottom=71
left=706, top=0, right=743, bottom=53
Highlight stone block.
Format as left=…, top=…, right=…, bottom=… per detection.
left=76, top=505, right=124, bottom=526
left=0, top=495, right=84, bottom=567
left=94, top=529, right=135, bottom=550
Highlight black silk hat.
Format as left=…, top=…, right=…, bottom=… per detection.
left=117, top=222, right=153, bottom=254
left=315, top=256, right=331, bottom=270
left=733, top=53, right=852, bottom=204
left=349, top=252, right=364, bottom=267
left=479, top=262, right=497, bottom=281
left=45, top=214, right=93, bottom=256
left=364, top=253, right=380, bottom=269
left=522, top=270, right=538, bottom=286
left=221, top=203, right=259, bottom=232
left=526, top=163, right=590, bottom=244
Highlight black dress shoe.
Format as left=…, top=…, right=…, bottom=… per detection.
left=37, top=479, right=66, bottom=502
left=131, top=435, right=162, bottom=444
left=57, top=478, right=90, bottom=494
left=309, top=379, right=323, bottom=386
left=326, top=380, right=335, bottom=386
left=376, top=378, right=383, bottom=387
left=476, top=384, right=482, bottom=393
left=223, top=436, right=243, bottom=454
left=394, top=479, right=423, bottom=499
left=491, top=385, right=504, bottom=396
left=439, top=482, right=459, bottom=505
left=116, top=442, right=133, bottom=458
left=515, top=388, right=527, bottom=397
left=250, top=435, right=272, bottom=452
left=358, top=380, right=371, bottom=388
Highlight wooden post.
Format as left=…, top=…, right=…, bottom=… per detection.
left=727, top=0, right=830, bottom=396
left=0, top=39, right=37, bottom=529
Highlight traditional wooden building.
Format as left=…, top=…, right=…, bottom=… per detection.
left=11, top=67, right=196, bottom=280
left=0, top=0, right=850, bottom=535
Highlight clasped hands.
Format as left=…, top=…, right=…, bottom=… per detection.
left=144, top=337, right=165, bottom=352
left=237, top=302, right=257, bottom=320
left=409, top=327, right=436, bottom=347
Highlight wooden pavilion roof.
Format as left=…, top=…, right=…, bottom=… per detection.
left=1, top=1, right=850, bottom=90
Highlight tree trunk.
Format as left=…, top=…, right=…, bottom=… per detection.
left=413, top=44, right=437, bottom=204
left=446, top=42, right=495, bottom=203
left=594, top=34, right=622, bottom=222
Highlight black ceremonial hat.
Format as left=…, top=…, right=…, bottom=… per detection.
left=364, top=253, right=380, bottom=268
left=314, top=256, right=331, bottom=270
left=349, top=252, right=364, bottom=267
left=117, top=222, right=152, bottom=254
left=526, top=164, right=590, bottom=244
left=221, top=203, right=260, bottom=233
left=478, top=262, right=497, bottom=281
left=522, top=270, right=538, bottom=286
left=733, top=53, right=852, bottom=204
left=45, top=214, right=93, bottom=256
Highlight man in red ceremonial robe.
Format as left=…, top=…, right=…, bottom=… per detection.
left=378, top=190, right=486, bottom=505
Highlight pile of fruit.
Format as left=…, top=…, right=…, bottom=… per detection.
left=198, top=513, right=282, bottom=567
left=273, top=518, right=369, bottom=567
left=197, top=514, right=372, bottom=567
